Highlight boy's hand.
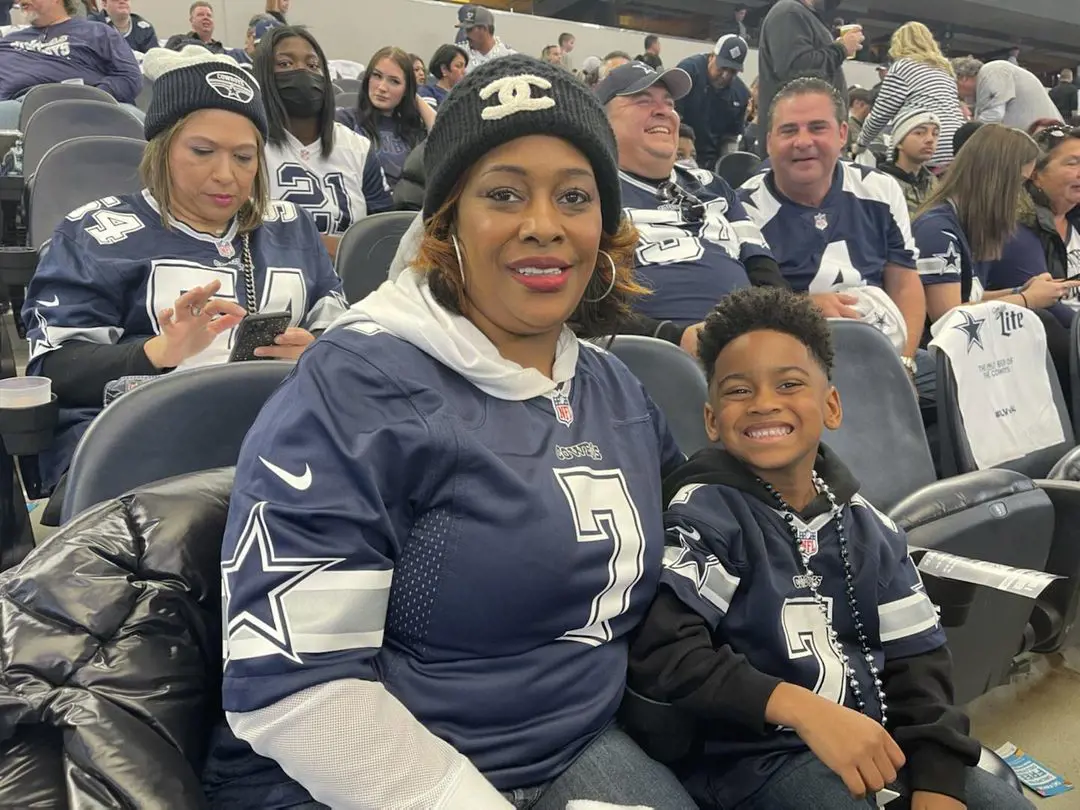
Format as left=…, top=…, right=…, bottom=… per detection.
left=767, top=684, right=905, bottom=798
left=911, top=791, right=965, bottom=810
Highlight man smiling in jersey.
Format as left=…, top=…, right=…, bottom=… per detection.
left=597, top=61, right=786, bottom=356
left=740, top=77, right=929, bottom=402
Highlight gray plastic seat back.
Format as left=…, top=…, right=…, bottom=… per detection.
left=17, top=83, right=118, bottom=132
left=335, top=211, right=417, bottom=303
left=22, top=99, right=144, bottom=181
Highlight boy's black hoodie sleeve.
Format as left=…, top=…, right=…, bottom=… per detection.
left=628, top=587, right=783, bottom=732
left=883, top=647, right=980, bottom=801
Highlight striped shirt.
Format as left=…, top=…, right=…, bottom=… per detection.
left=857, top=57, right=966, bottom=168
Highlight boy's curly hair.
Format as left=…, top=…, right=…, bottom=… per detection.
left=697, top=288, right=835, bottom=384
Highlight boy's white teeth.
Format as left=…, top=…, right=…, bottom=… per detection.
left=516, top=267, right=563, bottom=276
left=747, top=426, right=792, bottom=438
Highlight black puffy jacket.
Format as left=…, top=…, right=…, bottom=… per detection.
left=0, top=469, right=233, bottom=808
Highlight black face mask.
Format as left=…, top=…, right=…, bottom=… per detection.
left=275, top=69, right=325, bottom=119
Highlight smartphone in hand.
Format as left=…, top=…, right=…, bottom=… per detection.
left=228, top=311, right=292, bottom=362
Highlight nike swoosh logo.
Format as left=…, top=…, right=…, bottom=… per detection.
left=36, top=296, right=59, bottom=307
left=259, top=456, right=312, bottom=491
left=675, top=525, right=701, bottom=543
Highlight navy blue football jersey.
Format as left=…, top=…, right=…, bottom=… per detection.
left=739, top=162, right=917, bottom=293
left=662, top=479, right=945, bottom=807
left=913, top=203, right=987, bottom=305
left=220, top=328, right=683, bottom=790
left=621, top=166, right=773, bottom=325
left=23, top=190, right=347, bottom=487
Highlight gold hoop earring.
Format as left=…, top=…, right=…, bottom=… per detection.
left=450, top=234, right=465, bottom=285
left=584, top=251, right=618, bottom=303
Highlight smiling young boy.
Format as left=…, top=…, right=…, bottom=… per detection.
left=627, top=288, right=1032, bottom=810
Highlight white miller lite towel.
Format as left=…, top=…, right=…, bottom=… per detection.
left=929, top=302, right=1064, bottom=469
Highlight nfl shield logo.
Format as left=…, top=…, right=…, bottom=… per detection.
left=814, top=212, right=828, bottom=231
left=549, top=381, right=574, bottom=427
left=217, top=240, right=235, bottom=259
left=797, top=528, right=819, bottom=558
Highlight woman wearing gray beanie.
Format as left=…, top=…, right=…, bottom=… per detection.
left=22, top=46, right=346, bottom=494
left=207, top=54, right=698, bottom=810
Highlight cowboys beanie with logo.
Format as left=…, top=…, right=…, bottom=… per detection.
left=143, top=46, right=269, bottom=141
left=423, top=54, right=622, bottom=235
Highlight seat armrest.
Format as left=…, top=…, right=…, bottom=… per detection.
left=889, top=468, right=1034, bottom=530
left=0, top=247, right=37, bottom=288
left=1048, top=445, right=1080, bottom=481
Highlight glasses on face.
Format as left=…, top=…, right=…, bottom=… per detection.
left=656, top=181, right=705, bottom=223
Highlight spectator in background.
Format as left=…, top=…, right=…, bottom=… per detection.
left=165, top=1, right=224, bottom=54
left=992, top=125, right=1080, bottom=333
left=558, top=31, right=574, bottom=71
left=1050, top=69, right=1079, bottom=124
left=457, top=6, right=513, bottom=73
left=1008, top=45, right=1021, bottom=65
left=952, top=120, right=983, bottom=155
left=846, top=86, right=871, bottom=151
left=953, top=55, right=1062, bottom=132
left=757, top=0, right=863, bottom=149
left=677, top=123, right=697, bottom=167
left=454, top=3, right=472, bottom=46
left=740, top=78, right=929, bottom=402
left=342, top=46, right=434, bottom=189
left=855, top=22, right=965, bottom=169
left=91, top=0, right=157, bottom=54
left=409, top=53, right=426, bottom=85
left=581, top=54, right=602, bottom=88
left=541, top=44, right=562, bottom=67
left=722, top=4, right=749, bottom=41
left=418, top=43, right=467, bottom=110
left=597, top=61, right=785, bottom=355
left=265, top=0, right=288, bottom=25
left=676, top=35, right=750, bottom=171
left=258, top=26, right=391, bottom=260
left=637, top=35, right=662, bottom=70
left=0, top=0, right=142, bottom=127
left=236, top=14, right=279, bottom=64
left=879, top=108, right=940, bottom=217
left=601, top=50, right=631, bottom=78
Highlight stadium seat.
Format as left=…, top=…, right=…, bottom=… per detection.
left=335, top=91, right=359, bottom=111
left=335, top=77, right=362, bottom=94
left=335, top=210, right=417, bottom=303
left=604, top=335, right=711, bottom=456
left=21, top=99, right=145, bottom=182
left=824, top=321, right=1055, bottom=704
left=16, top=83, right=118, bottom=132
left=61, top=360, right=294, bottom=523
left=393, top=140, right=425, bottom=211
left=134, top=76, right=154, bottom=113
left=715, top=151, right=762, bottom=188
left=1070, top=313, right=1080, bottom=437
left=827, top=321, right=935, bottom=511
left=0, top=319, right=34, bottom=572
left=29, top=136, right=145, bottom=253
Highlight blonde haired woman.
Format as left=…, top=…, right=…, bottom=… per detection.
left=855, top=21, right=966, bottom=167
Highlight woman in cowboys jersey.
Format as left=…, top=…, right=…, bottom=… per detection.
left=22, top=46, right=347, bottom=497
left=205, top=55, right=698, bottom=810
left=256, top=26, right=393, bottom=261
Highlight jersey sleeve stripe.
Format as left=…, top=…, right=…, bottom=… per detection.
left=916, top=257, right=955, bottom=276
left=731, top=219, right=770, bottom=247
left=878, top=591, right=940, bottom=642
left=227, top=628, right=384, bottom=661
left=662, top=544, right=740, bottom=615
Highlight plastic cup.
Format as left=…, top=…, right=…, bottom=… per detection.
left=0, top=377, right=52, bottom=409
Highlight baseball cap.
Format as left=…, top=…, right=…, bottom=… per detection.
left=456, top=6, right=494, bottom=28
left=593, top=61, right=692, bottom=105
left=252, top=17, right=281, bottom=44
left=712, top=34, right=748, bottom=71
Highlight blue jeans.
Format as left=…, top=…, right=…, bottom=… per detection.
left=502, top=726, right=698, bottom=810
left=738, top=749, right=1033, bottom=810
left=0, top=97, right=145, bottom=130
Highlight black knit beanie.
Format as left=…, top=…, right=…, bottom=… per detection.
left=423, top=54, right=622, bottom=234
left=143, top=46, right=269, bottom=142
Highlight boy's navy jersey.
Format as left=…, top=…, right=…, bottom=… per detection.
left=0, top=17, right=141, bottom=102
left=913, top=203, right=987, bottom=305
left=23, top=190, right=347, bottom=487
left=621, top=166, right=773, bottom=325
left=656, top=446, right=945, bottom=808
left=220, top=329, right=683, bottom=791
left=738, top=162, right=917, bottom=293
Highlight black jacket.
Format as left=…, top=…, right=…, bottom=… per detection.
left=0, top=469, right=232, bottom=808
left=1017, top=182, right=1080, bottom=283
left=627, top=446, right=980, bottom=804
left=1049, top=80, right=1078, bottom=121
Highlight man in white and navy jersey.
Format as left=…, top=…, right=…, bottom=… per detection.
left=596, top=61, right=786, bottom=355
left=739, top=77, right=933, bottom=404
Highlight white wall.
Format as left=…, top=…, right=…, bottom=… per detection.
left=17, top=0, right=881, bottom=89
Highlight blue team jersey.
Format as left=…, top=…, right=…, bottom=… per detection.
left=417, top=83, right=449, bottom=109
left=0, top=17, right=141, bottom=102
left=661, top=468, right=945, bottom=807
left=220, top=327, right=683, bottom=790
left=620, top=166, right=773, bottom=325
left=913, top=203, right=987, bottom=304
left=23, top=190, right=347, bottom=487
left=739, top=162, right=917, bottom=293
